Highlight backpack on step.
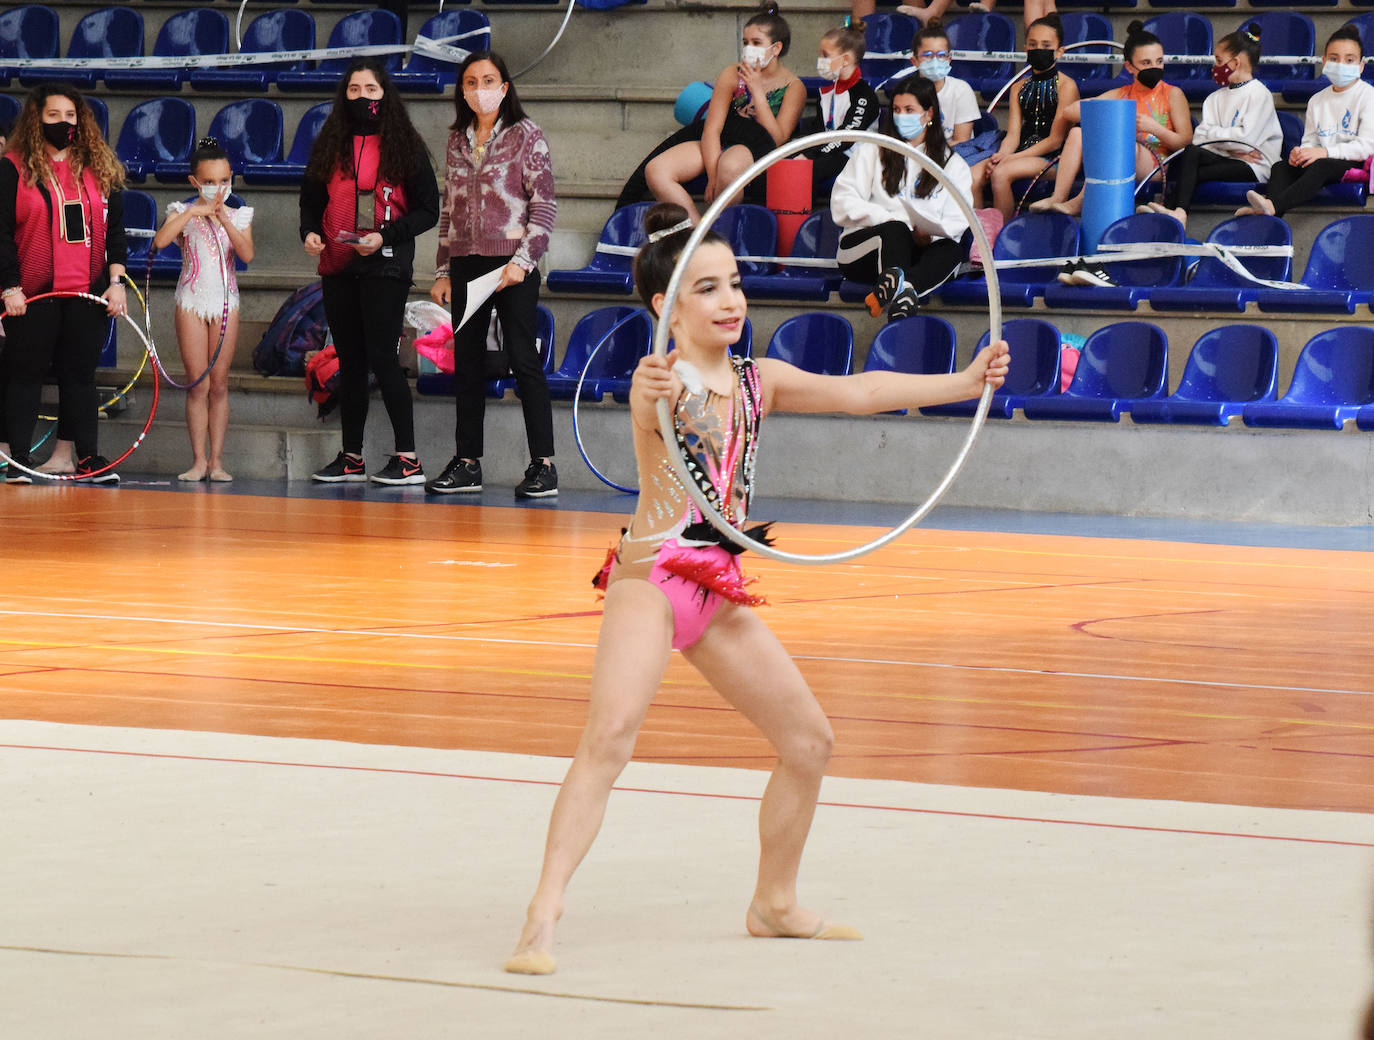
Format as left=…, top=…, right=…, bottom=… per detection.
left=252, top=281, right=327, bottom=377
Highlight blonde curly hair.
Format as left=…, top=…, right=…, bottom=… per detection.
left=9, top=82, right=125, bottom=195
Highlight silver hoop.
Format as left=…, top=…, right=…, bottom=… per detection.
left=652, top=128, right=1001, bottom=565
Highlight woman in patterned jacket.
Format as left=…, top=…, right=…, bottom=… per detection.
left=429, top=51, right=558, bottom=499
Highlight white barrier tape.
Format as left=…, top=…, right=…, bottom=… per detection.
left=869, top=49, right=1334, bottom=67
left=594, top=242, right=840, bottom=269
left=1084, top=176, right=1135, bottom=187
left=2, top=29, right=488, bottom=72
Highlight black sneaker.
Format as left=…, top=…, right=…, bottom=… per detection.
left=426, top=456, right=482, bottom=495
left=1070, top=264, right=1117, bottom=288
left=886, top=286, right=920, bottom=323
left=312, top=452, right=366, bottom=483
left=864, top=266, right=906, bottom=318
left=515, top=459, right=558, bottom=499
left=1056, top=260, right=1083, bottom=285
left=75, top=454, right=119, bottom=485
left=370, top=454, right=425, bottom=486
left=5, top=459, right=32, bottom=485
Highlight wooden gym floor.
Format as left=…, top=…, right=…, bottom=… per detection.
left=2, top=484, right=1372, bottom=1037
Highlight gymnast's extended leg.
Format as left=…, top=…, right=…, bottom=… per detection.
left=684, top=604, right=860, bottom=941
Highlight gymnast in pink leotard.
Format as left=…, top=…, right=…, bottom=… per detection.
left=504, top=202, right=1009, bottom=977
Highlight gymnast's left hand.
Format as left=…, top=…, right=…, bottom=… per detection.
left=351, top=232, right=384, bottom=256
left=103, top=282, right=127, bottom=317
left=966, top=339, right=1009, bottom=393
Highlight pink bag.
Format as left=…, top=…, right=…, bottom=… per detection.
left=968, top=208, right=1004, bottom=265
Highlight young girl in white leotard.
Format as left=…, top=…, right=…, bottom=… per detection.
left=153, top=137, right=255, bottom=483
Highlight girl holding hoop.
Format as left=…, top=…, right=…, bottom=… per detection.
left=504, top=202, right=1008, bottom=976
left=831, top=77, right=973, bottom=322
left=0, top=81, right=128, bottom=485
left=154, top=137, right=255, bottom=483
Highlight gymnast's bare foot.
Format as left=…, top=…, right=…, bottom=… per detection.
left=747, top=901, right=863, bottom=941
left=38, top=456, right=75, bottom=474
left=504, top=911, right=559, bottom=975
left=178, top=465, right=207, bottom=482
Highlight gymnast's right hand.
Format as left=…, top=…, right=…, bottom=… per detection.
left=3, top=287, right=26, bottom=317
left=630, top=350, right=681, bottom=429
left=303, top=232, right=324, bottom=257
left=431, top=277, right=451, bottom=306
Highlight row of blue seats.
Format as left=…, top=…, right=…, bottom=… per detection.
left=548, top=203, right=1374, bottom=314
left=413, top=303, right=1374, bottom=431
left=0, top=6, right=488, bottom=93
left=864, top=11, right=1374, bottom=104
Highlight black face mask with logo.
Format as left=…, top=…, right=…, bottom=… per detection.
left=345, top=97, right=382, bottom=132
left=41, top=120, right=77, bottom=149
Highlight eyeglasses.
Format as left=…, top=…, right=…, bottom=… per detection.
left=917, top=50, right=950, bottom=60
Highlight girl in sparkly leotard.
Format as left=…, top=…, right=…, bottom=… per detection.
left=969, top=15, right=1079, bottom=222
left=152, top=137, right=254, bottom=482
left=502, top=203, right=1008, bottom=977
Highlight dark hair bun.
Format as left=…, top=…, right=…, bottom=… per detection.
left=1246, top=23, right=1262, bottom=40
left=196, top=136, right=220, bottom=150
left=922, top=17, right=944, bottom=33
left=1125, top=20, right=1145, bottom=36
left=644, top=202, right=691, bottom=237
left=848, top=16, right=866, bottom=33
left=760, top=1, right=780, bottom=14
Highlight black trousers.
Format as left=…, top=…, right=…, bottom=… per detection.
left=449, top=254, right=554, bottom=461
left=1163, top=147, right=1256, bottom=210
left=321, top=272, right=414, bottom=456
left=2, top=296, right=107, bottom=465
left=836, top=221, right=966, bottom=297
left=1264, top=156, right=1362, bottom=216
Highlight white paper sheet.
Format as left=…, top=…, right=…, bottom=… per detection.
left=459, top=267, right=506, bottom=330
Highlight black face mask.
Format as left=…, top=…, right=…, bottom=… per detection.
left=41, top=120, right=76, bottom=150
left=1136, top=67, right=1165, bottom=90
left=1026, top=48, right=1056, bottom=73
left=345, top=96, right=382, bottom=131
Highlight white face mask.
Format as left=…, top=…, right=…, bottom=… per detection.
left=816, top=55, right=845, bottom=81
left=465, top=85, right=505, bottom=115
left=198, top=184, right=225, bottom=202
left=1324, top=60, right=1362, bottom=88
left=742, top=44, right=772, bottom=70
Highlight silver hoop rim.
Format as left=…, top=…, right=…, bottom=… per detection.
left=652, top=128, right=1000, bottom=565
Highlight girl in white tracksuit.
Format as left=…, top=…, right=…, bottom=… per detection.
left=1242, top=24, right=1374, bottom=218
left=830, top=76, right=972, bottom=322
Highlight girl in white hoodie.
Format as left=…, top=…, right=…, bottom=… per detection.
left=830, top=77, right=972, bottom=322
left=1239, top=24, right=1374, bottom=218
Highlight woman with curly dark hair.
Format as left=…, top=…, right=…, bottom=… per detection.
left=300, top=58, right=439, bottom=486
left=0, top=81, right=128, bottom=484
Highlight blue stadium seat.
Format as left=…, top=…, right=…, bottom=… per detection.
left=18, top=6, right=143, bottom=89
left=1128, top=325, right=1278, bottom=425
left=862, top=14, right=917, bottom=87
left=276, top=10, right=403, bottom=91
left=1356, top=404, right=1374, bottom=430
left=1242, top=327, right=1374, bottom=429
left=941, top=211, right=1080, bottom=307
left=120, top=188, right=160, bottom=275
left=1255, top=215, right=1374, bottom=313
left=104, top=8, right=229, bottom=92
left=863, top=314, right=955, bottom=415
left=1148, top=215, right=1291, bottom=312
left=546, top=202, right=652, bottom=295
left=712, top=205, right=778, bottom=276
left=547, top=306, right=651, bottom=401
left=1021, top=321, right=1168, bottom=422
left=740, top=209, right=842, bottom=301
left=0, top=93, right=19, bottom=128
left=1059, top=13, right=1118, bottom=96
left=394, top=11, right=491, bottom=92
left=1057, top=0, right=1136, bottom=9
left=190, top=9, right=315, bottom=92
left=243, top=102, right=332, bottom=186
left=155, top=99, right=283, bottom=180
left=922, top=317, right=1063, bottom=418
left=1044, top=212, right=1185, bottom=310
left=947, top=13, right=1017, bottom=99
left=1145, top=13, right=1216, bottom=102
left=766, top=313, right=854, bottom=375
left=417, top=306, right=555, bottom=399
left=115, top=97, right=196, bottom=184
left=1239, top=13, right=1316, bottom=94
left=0, top=5, right=59, bottom=86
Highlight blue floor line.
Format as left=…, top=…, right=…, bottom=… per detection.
left=89, top=474, right=1374, bottom=553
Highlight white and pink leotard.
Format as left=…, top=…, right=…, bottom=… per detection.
left=165, top=201, right=253, bottom=322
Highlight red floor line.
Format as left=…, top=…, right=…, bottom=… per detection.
left=3, top=741, right=1368, bottom=849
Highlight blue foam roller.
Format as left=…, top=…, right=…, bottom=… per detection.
left=674, top=81, right=714, bottom=126
left=1079, top=98, right=1136, bottom=252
